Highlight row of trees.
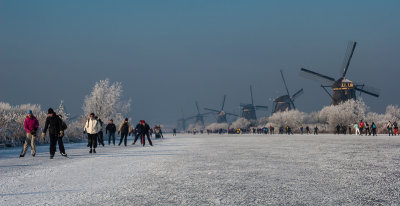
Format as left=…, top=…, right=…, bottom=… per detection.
left=0, top=79, right=131, bottom=146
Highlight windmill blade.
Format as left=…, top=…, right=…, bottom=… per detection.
left=250, top=85, right=254, bottom=105
left=195, top=101, right=201, bottom=114
left=221, top=95, right=226, bottom=111
left=300, top=68, right=336, bottom=85
left=225, top=112, right=239, bottom=117
left=204, top=108, right=220, bottom=113
left=355, top=85, right=380, bottom=98
left=291, top=88, right=304, bottom=101
left=255, top=105, right=268, bottom=110
left=280, top=70, right=291, bottom=96
left=342, top=41, right=357, bottom=78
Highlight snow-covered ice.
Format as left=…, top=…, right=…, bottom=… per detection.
left=1, top=134, right=400, bottom=205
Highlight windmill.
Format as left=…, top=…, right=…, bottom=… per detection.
left=272, top=70, right=304, bottom=113
left=300, top=41, right=379, bottom=105
left=185, top=101, right=210, bottom=128
left=240, top=85, right=268, bottom=121
left=204, top=95, right=239, bottom=123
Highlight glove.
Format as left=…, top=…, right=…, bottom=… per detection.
left=41, top=132, right=46, bottom=140
left=59, top=131, right=64, bottom=138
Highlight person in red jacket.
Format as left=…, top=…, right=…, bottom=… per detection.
left=20, top=110, right=39, bottom=157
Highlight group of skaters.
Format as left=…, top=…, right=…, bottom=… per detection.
left=20, top=108, right=68, bottom=159
left=386, top=121, right=399, bottom=136
left=84, top=114, right=154, bottom=153
left=19, top=109, right=159, bottom=159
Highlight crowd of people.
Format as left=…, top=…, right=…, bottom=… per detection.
left=19, top=109, right=163, bottom=159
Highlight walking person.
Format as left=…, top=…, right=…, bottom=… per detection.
left=354, top=122, right=360, bottom=135
left=387, top=121, right=393, bottom=136
left=305, top=126, right=310, bottom=134
left=118, top=118, right=132, bottom=146
left=359, top=120, right=364, bottom=136
left=365, top=122, right=370, bottom=136
left=105, top=119, right=116, bottom=145
left=42, top=108, right=67, bottom=159
left=173, top=128, right=177, bottom=136
left=139, top=120, right=153, bottom=146
left=313, top=126, right=318, bottom=135
left=371, top=122, right=377, bottom=136
left=84, top=113, right=101, bottom=153
left=20, top=110, right=39, bottom=157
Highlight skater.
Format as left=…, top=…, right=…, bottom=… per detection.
left=313, top=126, right=318, bottom=135
left=336, top=124, right=341, bottom=135
left=20, top=110, right=39, bottom=157
left=354, top=122, right=360, bottom=135
left=365, top=122, right=370, bottom=136
left=96, top=117, right=105, bottom=147
left=118, top=118, right=132, bottom=146
left=387, top=121, right=393, bottom=136
left=42, top=108, right=67, bottom=159
left=173, top=128, right=177, bottom=136
left=139, top=120, right=153, bottom=146
left=359, top=120, right=364, bottom=136
left=84, top=113, right=101, bottom=153
left=305, top=126, right=310, bottom=134
left=299, top=125, right=304, bottom=135
left=371, top=122, right=377, bottom=136
left=394, top=121, right=399, bottom=136
left=132, top=121, right=142, bottom=145
left=105, top=119, right=116, bottom=145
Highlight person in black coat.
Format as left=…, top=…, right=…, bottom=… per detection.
left=139, top=120, right=152, bottom=146
left=105, top=119, right=117, bottom=145
left=132, top=122, right=142, bottom=145
left=42, top=108, right=67, bottom=159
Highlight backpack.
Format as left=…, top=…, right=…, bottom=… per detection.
left=121, top=122, right=129, bottom=133
left=59, top=116, right=67, bottom=130
left=372, top=124, right=376, bottom=129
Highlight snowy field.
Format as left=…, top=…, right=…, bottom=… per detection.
left=1, top=134, right=400, bottom=205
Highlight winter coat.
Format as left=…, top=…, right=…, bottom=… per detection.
left=387, top=122, right=393, bottom=128
left=43, top=114, right=63, bottom=135
left=138, top=123, right=151, bottom=135
left=118, top=122, right=132, bottom=134
left=24, top=116, right=39, bottom=133
left=106, top=123, right=116, bottom=134
left=353, top=124, right=359, bottom=129
left=85, top=119, right=101, bottom=134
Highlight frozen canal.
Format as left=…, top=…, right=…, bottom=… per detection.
left=1, top=134, right=400, bottom=205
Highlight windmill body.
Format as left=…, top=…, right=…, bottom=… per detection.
left=240, top=85, right=268, bottom=122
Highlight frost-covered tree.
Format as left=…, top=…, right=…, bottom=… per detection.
left=229, top=118, right=251, bottom=129
left=318, top=99, right=367, bottom=130
left=206, top=123, right=229, bottom=131
left=57, top=100, right=70, bottom=121
left=82, top=79, right=131, bottom=123
left=268, top=110, right=307, bottom=129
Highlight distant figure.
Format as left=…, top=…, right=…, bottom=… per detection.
left=305, top=126, right=310, bottom=134
left=96, top=117, right=105, bottom=147
left=387, top=121, right=393, bottom=136
left=336, top=124, right=341, bottom=135
left=359, top=120, right=364, bottom=135
left=371, top=122, right=377, bottom=136
left=118, top=118, right=132, bottom=146
left=173, top=128, right=177, bottom=136
left=106, top=119, right=116, bottom=145
left=313, top=126, right=318, bottom=135
left=300, top=125, right=303, bottom=135
left=20, top=110, right=39, bottom=158
left=354, top=123, right=360, bottom=135
left=139, top=120, right=153, bottom=146
left=365, top=122, right=370, bottom=136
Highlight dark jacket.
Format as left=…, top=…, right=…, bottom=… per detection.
left=106, top=123, right=116, bottom=134
left=139, top=123, right=150, bottom=135
left=135, top=123, right=142, bottom=135
left=43, top=114, right=63, bottom=135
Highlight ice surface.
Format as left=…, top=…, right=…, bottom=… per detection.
left=1, top=134, right=400, bottom=205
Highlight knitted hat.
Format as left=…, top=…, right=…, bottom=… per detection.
left=48, top=108, right=54, bottom=114
left=27, top=110, right=33, bottom=115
